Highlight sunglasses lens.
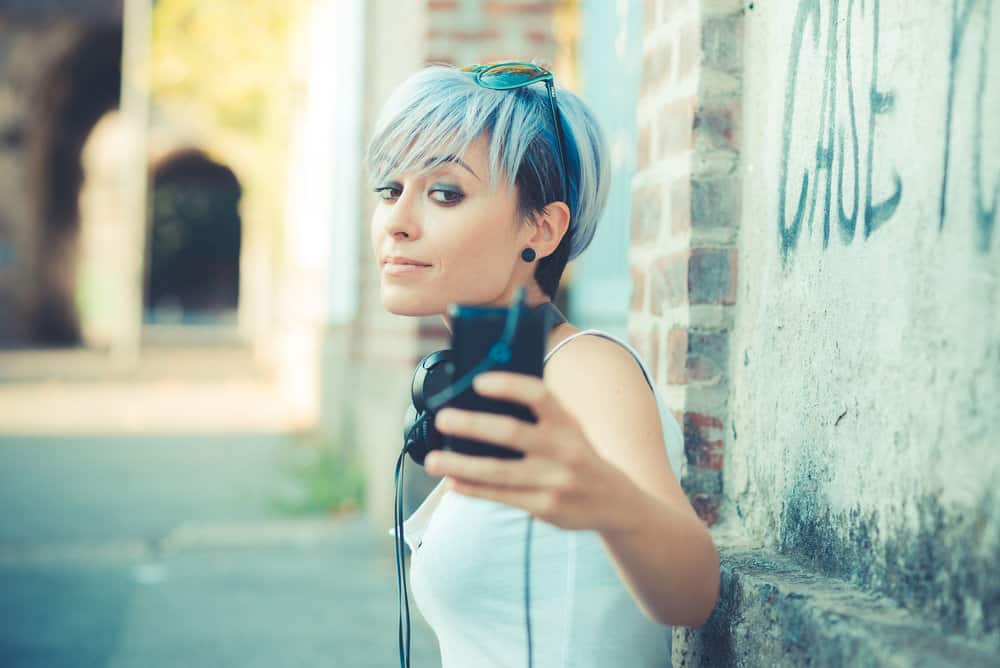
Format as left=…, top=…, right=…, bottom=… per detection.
left=458, top=61, right=567, bottom=201
left=477, top=64, right=547, bottom=88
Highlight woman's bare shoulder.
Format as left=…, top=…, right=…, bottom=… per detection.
left=543, top=327, right=657, bottom=428
left=542, top=327, right=683, bottom=503
left=544, top=326, right=647, bottom=385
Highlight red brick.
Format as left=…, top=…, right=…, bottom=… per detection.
left=630, top=184, right=663, bottom=246
left=636, top=123, right=652, bottom=171
left=627, top=322, right=661, bottom=380
left=525, top=29, right=555, bottom=44
left=666, top=325, right=729, bottom=386
left=683, top=412, right=724, bottom=470
left=686, top=328, right=729, bottom=383
left=641, top=42, right=671, bottom=96
left=658, top=97, right=693, bottom=158
left=688, top=247, right=737, bottom=305
left=690, top=493, right=721, bottom=527
left=693, top=104, right=738, bottom=150
left=676, top=20, right=701, bottom=79
left=649, top=252, right=687, bottom=316
left=670, top=178, right=691, bottom=234
left=630, top=262, right=648, bottom=313
left=667, top=326, right=687, bottom=384
left=483, top=1, right=557, bottom=15
left=651, top=324, right=662, bottom=380
left=691, top=176, right=740, bottom=229
left=427, top=28, right=499, bottom=42
left=702, top=13, right=743, bottom=75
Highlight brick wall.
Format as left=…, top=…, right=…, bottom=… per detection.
left=668, top=0, right=999, bottom=663
left=631, top=0, right=743, bottom=526
left=425, top=0, right=564, bottom=68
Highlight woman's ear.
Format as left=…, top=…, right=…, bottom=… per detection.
left=527, top=202, right=571, bottom=260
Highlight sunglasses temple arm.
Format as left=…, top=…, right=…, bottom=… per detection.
left=547, top=82, right=570, bottom=204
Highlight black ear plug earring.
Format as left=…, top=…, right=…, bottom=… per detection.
left=521, top=247, right=536, bottom=262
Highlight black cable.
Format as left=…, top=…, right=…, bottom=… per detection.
left=525, top=515, right=534, bottom=668
left=424, top=288, right=525, bottom=414
left=395, top=449, right=412, bottom=668
left=395, top=287, right=535, bottom=667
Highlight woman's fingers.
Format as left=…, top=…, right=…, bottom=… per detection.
left=425, top=451, right=561, bottom=489
left=435, top=406, right=542, bottom=454
left=446, top=477, right=556, bottom=518
left=472, top=372, right=562, bottom=421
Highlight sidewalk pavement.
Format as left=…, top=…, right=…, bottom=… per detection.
left=0, top=345, right=440, bottom=667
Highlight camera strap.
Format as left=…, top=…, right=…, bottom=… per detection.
left=534, top=300, right=567, bottom=335
left=397, top=295, right=567, bottom=668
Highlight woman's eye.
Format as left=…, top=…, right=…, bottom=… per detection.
left=374, top=186, right=401, bottom=201
left=430, top=189, right=463, bottom=204
left=374, top=184, right=463, bottom=204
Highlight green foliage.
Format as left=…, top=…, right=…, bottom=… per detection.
left=269, top=435, right=367, bottom=517
left=151, top=0, right=299, bottom=136
left=149, top=0, right=310, bottom=273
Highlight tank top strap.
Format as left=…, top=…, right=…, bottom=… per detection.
left=544, top=329, right=657, bottom=393
left=543, top=329, right=606, bottom=365
left=542, top=328, right=683, bottom=478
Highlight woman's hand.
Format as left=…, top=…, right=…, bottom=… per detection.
left=426, top=370, right=642, bottom=534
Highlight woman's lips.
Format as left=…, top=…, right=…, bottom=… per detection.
left=383, top=262, right=431, bottom=275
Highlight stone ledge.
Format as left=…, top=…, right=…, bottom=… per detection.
left=674, top=537, right=998, bottom=667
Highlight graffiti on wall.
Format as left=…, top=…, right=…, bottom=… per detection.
left=777, top=0, right=997, bottom=261
left=777, top=0, right=901, bottom=259
left=940, top=0, right=997, bottom=253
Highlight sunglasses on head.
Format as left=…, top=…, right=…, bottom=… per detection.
left=459, top=61, right=570, bottom=204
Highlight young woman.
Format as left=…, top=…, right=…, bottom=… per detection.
left=369, top=62, right=719, bottom=667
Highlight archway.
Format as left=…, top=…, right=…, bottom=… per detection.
left=145, top=149, right=242, bottom=324
left=32, top=25, right=122, bottom=345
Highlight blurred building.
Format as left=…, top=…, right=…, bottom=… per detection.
left=0, top=0, right=122, bottom=345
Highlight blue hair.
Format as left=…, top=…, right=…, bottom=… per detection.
left=365, top=64, right=610, bottom=298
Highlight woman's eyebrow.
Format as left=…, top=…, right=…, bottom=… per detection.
left=422, top=155, right=481, bottom=181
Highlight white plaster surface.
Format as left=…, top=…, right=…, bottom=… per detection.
left=730, top=0, right=998, bottom=639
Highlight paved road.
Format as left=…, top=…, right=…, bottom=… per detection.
left=0, top=433, right=440, bottom=668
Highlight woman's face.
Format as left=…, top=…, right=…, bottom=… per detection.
left=371, top=132, right=543, bottom=323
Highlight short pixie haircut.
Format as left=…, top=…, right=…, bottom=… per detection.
left=365, top=64, right=610, bottom=299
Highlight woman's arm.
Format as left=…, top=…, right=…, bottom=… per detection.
left=543, top=334, right=720, bottom=627
left=426, top=334, right=721, bottom=626
left=595, top=465, right=720, bottom=626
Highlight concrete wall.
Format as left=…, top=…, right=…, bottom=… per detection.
left=630, top=0, right=998, bottom=663
left=730, top=0, right=998, bottom=644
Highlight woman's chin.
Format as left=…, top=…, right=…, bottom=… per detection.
left=380, top=291, right=442, bottom=317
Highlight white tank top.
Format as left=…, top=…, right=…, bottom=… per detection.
left=391, top=329, right=685, bottom=667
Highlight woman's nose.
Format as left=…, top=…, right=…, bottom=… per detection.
left=383, top=193, right=421, bottom=240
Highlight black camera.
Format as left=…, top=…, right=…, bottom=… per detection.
left=402, top=288, right=565, bottom=465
